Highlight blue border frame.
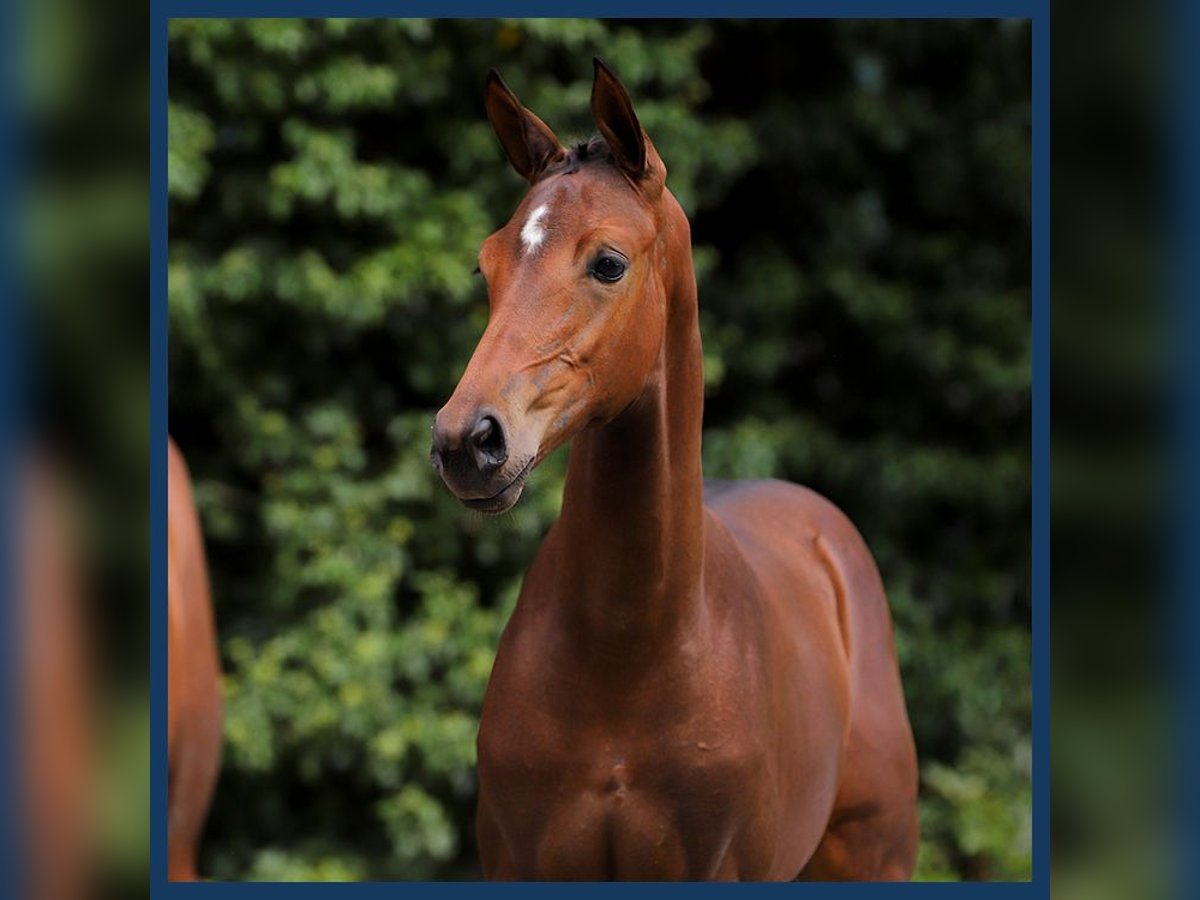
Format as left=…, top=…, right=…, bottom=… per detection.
left=152, top=7, right=169, bottom=891
left=151, top=4, right=1049, bottom=896
left=1028, top=4, right=1047, bottom=897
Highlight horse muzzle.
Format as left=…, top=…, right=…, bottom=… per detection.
left=430, top=407, right=533, bottom=513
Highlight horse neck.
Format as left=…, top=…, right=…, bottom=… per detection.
left=554, top=195, right=706, bottom=647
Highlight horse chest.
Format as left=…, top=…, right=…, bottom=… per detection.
left=477, top=691, right=775, bottom=880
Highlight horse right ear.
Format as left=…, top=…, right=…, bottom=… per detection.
left=485, top=70, right=565, bottom=183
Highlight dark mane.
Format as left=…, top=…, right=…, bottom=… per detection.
left=550, top=135, right=613, bottom=175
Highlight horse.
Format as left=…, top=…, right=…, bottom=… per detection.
left=167, top=438, right=223, bottom=881
left=431, top=59, right=918, bottom=881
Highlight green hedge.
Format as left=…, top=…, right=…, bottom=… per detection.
left=168, top=18, right=1030, bottom=881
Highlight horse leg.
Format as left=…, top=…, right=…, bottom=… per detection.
left=797, top=800, right=918, bottom=881
left=796, top=715, right=919, bottom=881
left=476, top=802, right=521, bottom=880
left=167, top=770, right=200, bottom=880
left=167, top=714, right=221, bottom=881
left=167, top=753, right=205, bottom=879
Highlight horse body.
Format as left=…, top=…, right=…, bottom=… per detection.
left=167, top=439, right=222, bottom=881
left=435, top=60, right=917, bottom=880
left=477, top=493, right=862, bottom=880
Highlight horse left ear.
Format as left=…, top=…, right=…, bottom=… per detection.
left=591, top=58, right=649, bottom=178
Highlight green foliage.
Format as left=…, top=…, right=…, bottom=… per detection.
left=168, top=19, right=1030, bottom=881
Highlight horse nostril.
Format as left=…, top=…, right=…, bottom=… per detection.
left=469, top=415, right=507, bottom=469
left=430, top=418, right=450, bottom=471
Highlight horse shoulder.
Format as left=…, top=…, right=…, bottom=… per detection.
left=703, top=478, right=890, bottom=674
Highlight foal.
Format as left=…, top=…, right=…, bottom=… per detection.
left=432, top=59, right=918, bottom=881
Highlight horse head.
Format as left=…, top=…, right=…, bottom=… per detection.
left=432, top=59, right=681, bottom=514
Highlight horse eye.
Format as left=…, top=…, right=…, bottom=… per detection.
left=591, top=254, right=627, bottom=283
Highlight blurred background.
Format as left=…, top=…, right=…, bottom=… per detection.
left=166, top=18, right=1032, bottom=882
left=13, top=0, right=149, bottom=896
left=1050, top=1, right=1174, bottom=898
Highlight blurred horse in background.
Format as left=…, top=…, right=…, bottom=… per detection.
left=432, top=60, right=918, bottom=880
left=167, top=439, right=222, bottom=881
left=21, top=452, right=94, bottom=900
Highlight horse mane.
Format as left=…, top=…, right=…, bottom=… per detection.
left=551, top=135, right=613, bottom=175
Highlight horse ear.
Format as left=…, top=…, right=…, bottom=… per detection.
left=591, top=57, right=647, bottom=176
left=485, top=69, right=565, bottom=183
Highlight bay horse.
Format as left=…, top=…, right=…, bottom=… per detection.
left=167, top=438, right=222, bottom=881
left=432, top=59, right=918, bottom=881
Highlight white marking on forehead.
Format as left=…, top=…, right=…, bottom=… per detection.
left=520, top=203, right=550, bottom=255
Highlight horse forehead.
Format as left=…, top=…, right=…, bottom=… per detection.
left=518, top=182, right=579, bottom=233
left=561, top=174, right=646, bottom=219
left=519, top=201, right=552, bottom=254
